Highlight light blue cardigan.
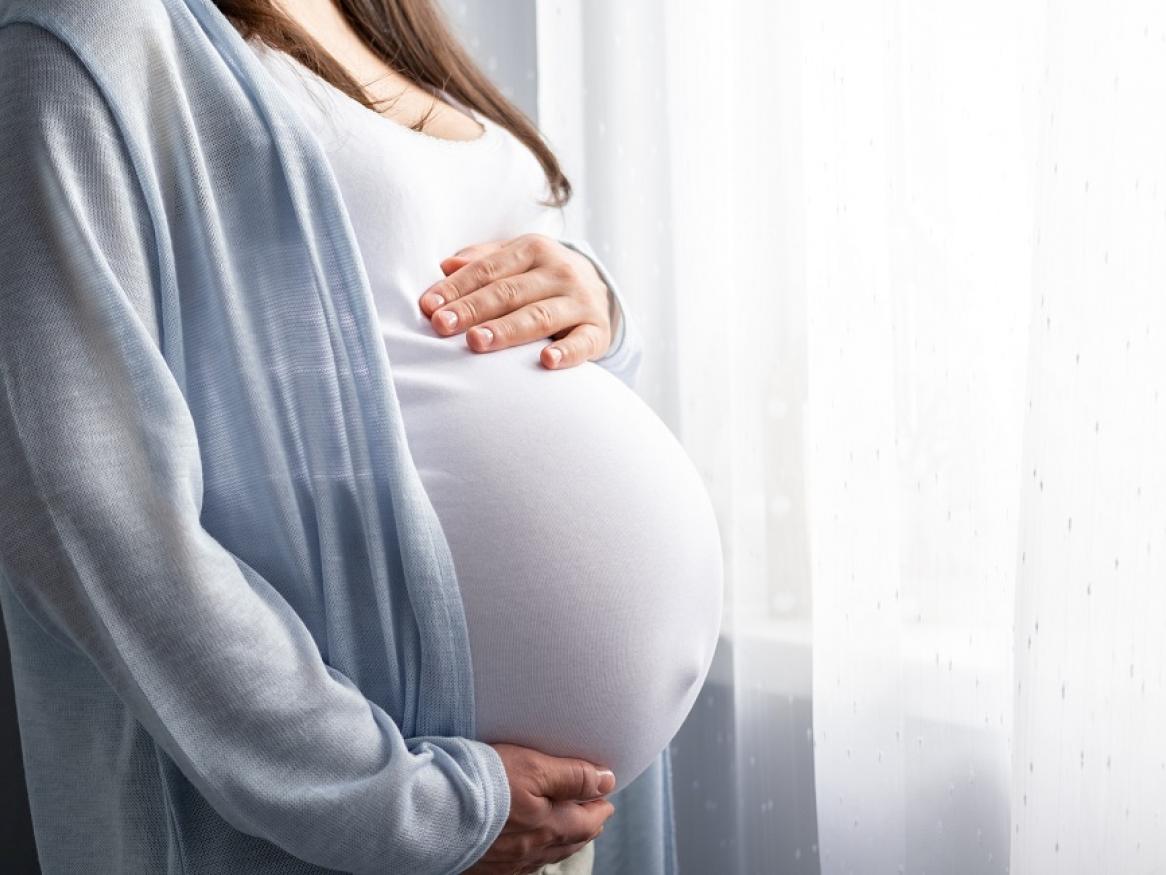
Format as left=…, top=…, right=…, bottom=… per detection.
left=0, top=0, right=676, bottom=872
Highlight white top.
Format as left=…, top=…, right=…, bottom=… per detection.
left=248, top=38, right=723, bottom=789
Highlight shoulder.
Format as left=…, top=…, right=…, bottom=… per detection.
left=0, top=0, right=172, bottom=50
left=0, top=0, right=210, bottom=179
left=0, top=23, right=104, bottom=141
left=0, top=0, right=177, bottom=111
left=0, top=12, right=152, bottom=226
left=0, top=8, right=164, bottom=342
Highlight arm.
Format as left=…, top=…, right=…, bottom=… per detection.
left=0, top=22, right=506, bottom=875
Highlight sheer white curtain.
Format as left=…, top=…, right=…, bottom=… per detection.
left=539, top=3, right=818, bottom=870
left=1011, top=5, right=1166, bottom=872
left=533, top=1, right=1166, bottom=873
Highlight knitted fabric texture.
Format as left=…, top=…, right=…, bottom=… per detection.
left=0, top=0, right=670, bottom=872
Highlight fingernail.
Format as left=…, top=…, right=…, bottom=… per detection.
left=426, top=293, right=445, bottom=309
left=547, top=347, right=563, bottom=366
left=475, top=327, right=494, bottom=347
left=437, top=309, right=458, bottom=329
left=597, top=770, right=616, bottom=795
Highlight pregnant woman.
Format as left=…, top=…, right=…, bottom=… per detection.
left=0, top=0, right=722, bottom=873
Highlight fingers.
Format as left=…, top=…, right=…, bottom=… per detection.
left=420, top=233, right=613, bottom=368
left=421, top=234, right=554, bottom=315
left=469, top=832, right=601, bottom=875
left=435, top=239, right=508, bottom=283
left=437, top=254, right=472, bottom=277
left=550, top=797, right=614, bottom=840
left=504, top=836, right=599, bottom=875
left=474, top=744, right=614, bottom=875
left=491, top=799, right=613, bottom=856
left=466, top=296, right=590, bottom=353
left=425, top=268, right=564, bottom=342
left=535, top=754, right=618, bottom=802
left=541, top=322, right=611, bottom=369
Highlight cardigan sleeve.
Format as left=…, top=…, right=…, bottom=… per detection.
left=0, top=22, right=507, bottom=875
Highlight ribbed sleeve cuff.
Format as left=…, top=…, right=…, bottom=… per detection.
left=444, top=737, right=511, bottom=874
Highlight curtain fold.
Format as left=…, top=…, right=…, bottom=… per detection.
left=533, top=1, right=1165, bottom=872
left=1012, top=3, right=1166, bottom=872
left=537, top=2, right=816, bottom=870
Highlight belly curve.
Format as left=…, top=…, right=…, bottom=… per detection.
left=393, top=340, right=724, bottom=787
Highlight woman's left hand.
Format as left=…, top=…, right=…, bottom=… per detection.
left=417, top=233, right=617, bottom=370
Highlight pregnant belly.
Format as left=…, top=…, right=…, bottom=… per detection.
left=391, top=340, right=724, bottom=788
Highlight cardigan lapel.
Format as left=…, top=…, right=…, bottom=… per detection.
left=121, top=0, right=481, bottom=741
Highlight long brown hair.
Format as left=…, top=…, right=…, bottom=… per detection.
left=214, top=0, right=571, bottom=208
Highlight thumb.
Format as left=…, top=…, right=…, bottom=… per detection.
left=439, top=238, right=508, bottom=273
left=439, top=254, right=472, bottom=276
left=538, top=756, right=617, bottom=801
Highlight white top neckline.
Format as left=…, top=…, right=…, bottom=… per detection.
left=251, top=37, right=502, bottom=151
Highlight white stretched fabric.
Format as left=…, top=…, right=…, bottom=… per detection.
left=248, top=39, right=724, bottom=790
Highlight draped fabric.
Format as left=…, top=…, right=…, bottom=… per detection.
left=0, top=0, right=664, bottom=871
left=535, top=1, right=1166, bottom=872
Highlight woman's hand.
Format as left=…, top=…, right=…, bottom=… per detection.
left=417, top=233, right=619, bottom=371
left=465, top=742, right=616, bottom=874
